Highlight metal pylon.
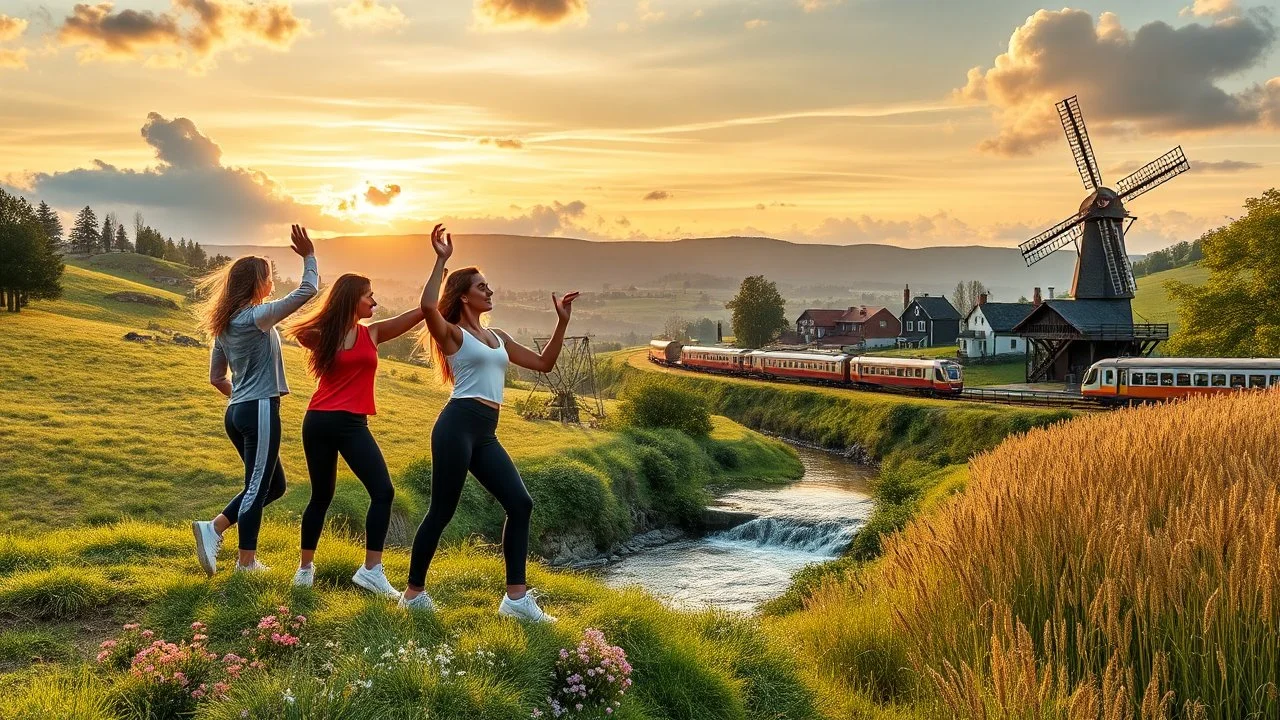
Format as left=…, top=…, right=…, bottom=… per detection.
left=524, top=336, right=605, bottom=423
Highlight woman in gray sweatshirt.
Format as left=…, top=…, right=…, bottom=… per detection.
left=190, top=225, right=319, bottom=575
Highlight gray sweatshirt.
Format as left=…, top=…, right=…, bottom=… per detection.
left=210, top=255, right=319, bottom=405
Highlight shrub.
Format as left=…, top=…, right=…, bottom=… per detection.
left=616, top=377, right=712, bottom=438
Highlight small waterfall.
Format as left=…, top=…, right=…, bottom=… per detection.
left=710, top=517, right=858, bottom=556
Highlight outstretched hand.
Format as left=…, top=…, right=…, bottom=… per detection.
left=290, top=224, right=315, bottom=257
left=431, top=223, right=453, bottom=260
left=553, top=291, right=579, bottom=322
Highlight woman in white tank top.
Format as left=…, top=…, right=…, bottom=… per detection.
left=398, top=224, right=579, bottom=623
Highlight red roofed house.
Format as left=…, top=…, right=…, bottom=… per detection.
left=796, top=309, right=845, bottom=343
left=796, top=306, right=901, bottom=350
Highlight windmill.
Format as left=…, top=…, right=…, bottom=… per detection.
left=1011, top=96, right=1184, bottom=383
left=522, top=336, right=604, bottom=424
left=1019, top=95, right=1190, bottom=298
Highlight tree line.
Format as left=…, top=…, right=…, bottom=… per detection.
left=66, top=206, right=229, bottom=270
left=0, top=188, right=64, bottom=312
left=1131, top=237, right=1203, bottom=278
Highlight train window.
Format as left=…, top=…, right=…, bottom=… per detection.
left=935, top=369, right=944, bottom=382
left=1230, top=374, right=1246, bottom=388
left=1160, top=373, right=1174, bottom=387
left=1212, top=374, right=1227, bottom=387
left=1176, top=373, right=1191, bottom=386
left=1130, top=373, right=1144, bottom=386
left=1145, top=373, right=1159, bottom=385
left=1084, top=368, right=1098, bottom=386
left=1250, top=375, right=1267, bottom=388
left=1104, top=369, right=1115, bottom=385
left=1272, top=375, right=1280, bottom=386
left=1193, top=373, right=1209, bottom=387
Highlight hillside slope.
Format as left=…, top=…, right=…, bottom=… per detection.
left=1131, top=262, right=1208, bottom=339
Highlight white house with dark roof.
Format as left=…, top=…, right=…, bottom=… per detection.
left=959, top=297, right=1034, bottom=358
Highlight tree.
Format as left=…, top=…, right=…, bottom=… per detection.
left=661, top=314, right=687, bottom=341
left=101, top=216, right=114, bottom=254
left=114, top=224, right=131, bottom=252
left=36, top=202, right=63, bottom=248
left=68, top=206, right=99, bottom=255
left=1167, top=188, right=1280, bottom=356
left=684, top=317, right=717, bottom=343
left=0, top=189, right=64, bottom=312
left=726, top=275, right=787, bottom=348
left=951, top=280, right=991, bottom=316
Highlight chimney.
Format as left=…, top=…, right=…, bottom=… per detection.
left=1048, top=286, right=1055, bottom=299
left=1033, top=287, right=1042, bottom=306
left=903, top=284, right=911, bottom=311
left=716, top=321, right=723, bottom=343
left=978, top=293, right=988, bottom=306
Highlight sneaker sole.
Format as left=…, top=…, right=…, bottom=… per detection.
left=352, top=573, right=400, bottom=598
left=498, top=605, right=556, bottom=623
left=191, top=522, right=215, bottom=577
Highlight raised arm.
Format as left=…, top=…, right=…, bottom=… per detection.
left=367, top=306, right=425, bottom=345
left=209, top=340, right=232, bottom=398
left=252, top=225, right=319, bottom=331
left=418, top=224, right=462, bottom=355
left=495, top=291, right=579, bottom=373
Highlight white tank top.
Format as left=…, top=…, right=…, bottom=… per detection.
left=448, top=327, right=508, bottom=405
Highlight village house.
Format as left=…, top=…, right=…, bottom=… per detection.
left=794, top=306, right=901, bottom=350
left=899, top=286, right=961, bottom=348
left=958, top=289, right=1036, bottom=359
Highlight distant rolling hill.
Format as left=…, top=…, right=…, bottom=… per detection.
left=207, top=234, right=1080, bottom=300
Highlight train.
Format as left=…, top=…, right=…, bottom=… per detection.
left=649, top=340, right=964, bottom=396
left=650, top=339, right=1280, bottom=406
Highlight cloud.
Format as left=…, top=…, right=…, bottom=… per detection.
left=473, top=0, right=588, bottom=29
left=333, top=0, right=408, bottom=33
left=797, top=0, right=840, bottom=11
left=56, top=0, right=307, bottom=70
left=957, top=9, right=1279, bottom=155
left=1181, top=0, right=1239, bottom=17
left=364, top=183, right=402, bottom=206
left=636, top=0, right=663, bottom=24
left=0, top=14, right=27, bottom=42
left=426, top=199, right=590, bottom=236
left=478, top=137, right=525, bottom=149
left=23, top=112, right=356, bottom=243
left=744, top=18, right=768, bottom=30
left=643, top=190, right=670, bottom=200
left=755, top=203, right=766, bottom=210
left=1193, top=159, right=1263, bottom=173
left=0, top=49, right=26, bottom=69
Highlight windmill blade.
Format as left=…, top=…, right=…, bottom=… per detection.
left=1116, top=146, right=1189, bottom=203
left=1058, top=96, right=1103, bottom=191
left=1020, top=211, right=1088, bottom=267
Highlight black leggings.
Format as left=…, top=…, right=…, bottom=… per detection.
left=300, top=410, right=395, bottom=553
left=220, top=398, right=287, bottom=552
left=408, top=399, right=533, bottom=588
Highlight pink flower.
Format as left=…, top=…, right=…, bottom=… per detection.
left=123, top=623, right=139, bottom=631
left=140, top=630, right=154, bottom=639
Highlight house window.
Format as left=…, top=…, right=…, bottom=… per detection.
left=906, top=321, right=914, bottom=331
left=1009, top=339, right=1016, bottom=350
left=879, top=320, right=887, bottom=327
left=1193, top=373, right=1209, bottom=387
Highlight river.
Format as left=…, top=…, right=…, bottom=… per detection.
left=600, top=445, right=875, bottom=613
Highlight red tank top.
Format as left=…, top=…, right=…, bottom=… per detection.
left=308, top=324, right=378, bottom=415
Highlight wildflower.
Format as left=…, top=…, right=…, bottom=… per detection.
left=283, top=688, right=296, bottom=704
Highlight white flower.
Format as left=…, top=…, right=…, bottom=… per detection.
left=283, top=688, right=296, bottom=705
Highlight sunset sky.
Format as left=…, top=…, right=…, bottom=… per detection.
left=1, top=0, right=1278, bottom=251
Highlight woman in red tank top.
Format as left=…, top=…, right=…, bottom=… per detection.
left=282, top=273, right=424, bottom=597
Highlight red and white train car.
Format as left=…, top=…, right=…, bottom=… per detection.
left=679, top=345, right=753, bottom=374
left=648, top=339, right=683, bottom=365
left=747, top=351, right=851, bottom=384
left=1081, top=357, right=1280, bottom=403
left=851, top=357, right=963, bottom=395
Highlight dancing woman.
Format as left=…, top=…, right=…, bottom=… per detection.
left=282, top=273, right=424, bottom=596
left=399, top=224, right=578, bottom=622
left=192, top=225, right=318, bottom=575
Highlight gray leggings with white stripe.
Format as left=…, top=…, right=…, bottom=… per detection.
left=220, top=397, right=287, bottom=551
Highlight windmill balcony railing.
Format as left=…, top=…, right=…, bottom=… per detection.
left=1019, top=323, right=1169, bottom=340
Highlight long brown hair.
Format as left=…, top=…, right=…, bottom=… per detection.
left=283, top=273, right=370, bottom=378
left=193, top=256, right=271, bottom=338
left=423, top=266, right=481, bottom=386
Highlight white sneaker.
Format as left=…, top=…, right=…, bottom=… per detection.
left=398, top=591, right=436, bottom=612
left=352, top=564, right=400, bottom=598
left=191, top=521, right=222, bottom=577
left=235, top=560, right=270, bottom=573
left=293, top=565, right=315, bottom=587
left=498, top=591, right=556, bottom=623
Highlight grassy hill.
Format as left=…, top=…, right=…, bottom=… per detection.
left=1131, top=262, right=1208, bottom=340
left=0, top=261, right=819, bottom=719
left=65, top=253, right=196, bottom=292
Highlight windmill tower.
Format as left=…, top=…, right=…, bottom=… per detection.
left=1013, top=96, right=1186, bottom=383
left=523, top=336, right=604, bottom=424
